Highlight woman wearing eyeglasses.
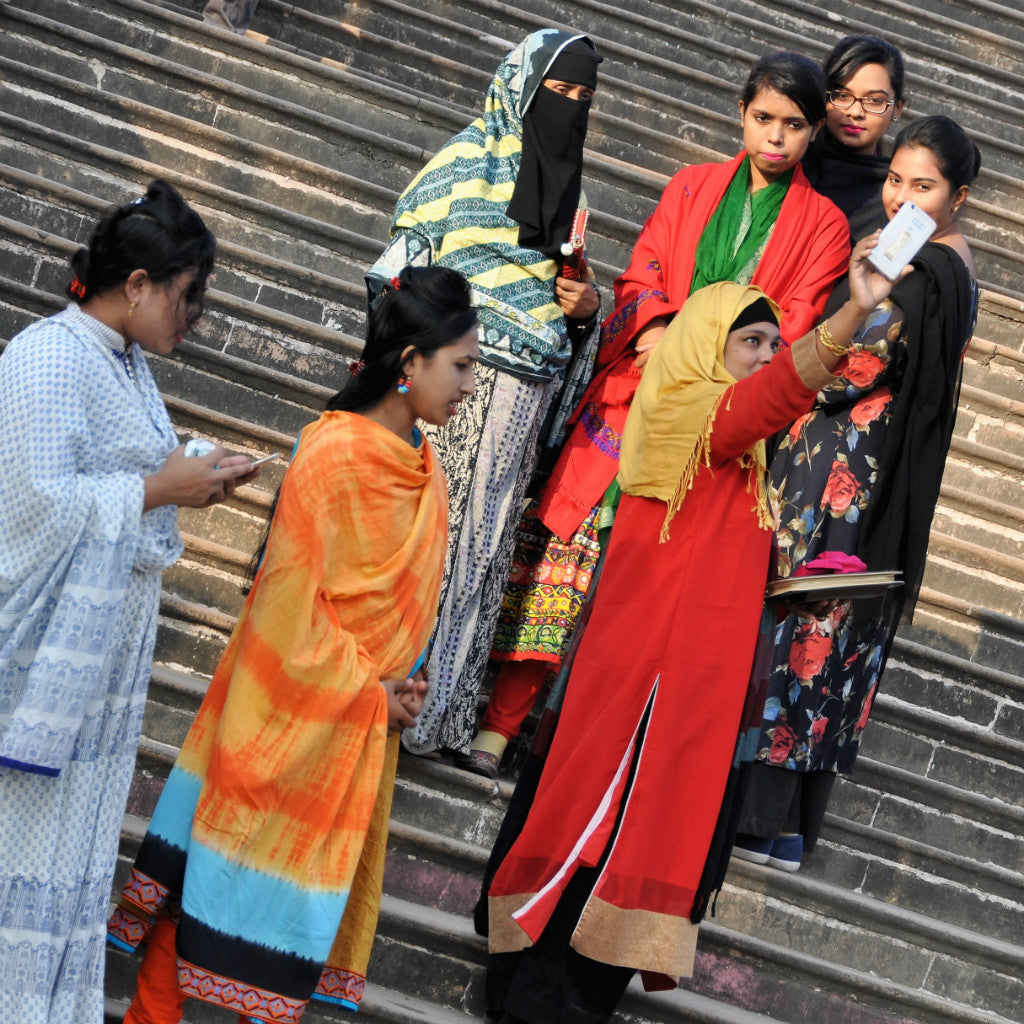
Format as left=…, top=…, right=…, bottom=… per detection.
left=802, top=35, right=906, bottom=240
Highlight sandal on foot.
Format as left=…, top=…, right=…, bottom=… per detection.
left=454, top=749, right=500, bottom=780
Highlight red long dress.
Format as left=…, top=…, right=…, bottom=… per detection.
left=488, top=343, right=830, bottom=983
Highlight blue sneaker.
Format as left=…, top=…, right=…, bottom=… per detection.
left=767, top=834, right=803, bottom=872
left=732, top=834, right=773, bottom=865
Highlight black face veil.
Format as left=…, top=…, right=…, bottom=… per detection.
left=506, top=38, right=602, bottom=257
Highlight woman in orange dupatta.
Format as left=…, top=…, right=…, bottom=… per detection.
left=108, top=267, right=479, bottom=1024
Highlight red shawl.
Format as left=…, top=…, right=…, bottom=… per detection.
left=536, top=152, right=849, bottom=540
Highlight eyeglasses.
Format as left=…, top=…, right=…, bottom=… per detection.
left=827, top=90, right=897, bottom=116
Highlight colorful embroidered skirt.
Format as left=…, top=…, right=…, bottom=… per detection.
left=490, top=500, right=602, bottom=665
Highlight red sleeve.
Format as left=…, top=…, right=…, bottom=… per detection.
left=710, top=348, right=818, bottom=463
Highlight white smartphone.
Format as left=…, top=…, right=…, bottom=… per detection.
left=247, top=452, right=281, bottom=469
left=868, top=201, right=936, bottom=280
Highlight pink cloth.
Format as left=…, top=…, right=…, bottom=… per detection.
left=793, top=551, right=868, bottom=577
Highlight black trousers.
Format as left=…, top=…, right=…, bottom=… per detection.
left=485, top=865, right=635, bottom=1024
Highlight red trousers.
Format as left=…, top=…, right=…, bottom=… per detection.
left=480, top=659, right=550, bottom=741
left=124, top=914, right=250, bottom=1024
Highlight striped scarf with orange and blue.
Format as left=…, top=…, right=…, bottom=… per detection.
left=109, top=411, right=447, bottom=1022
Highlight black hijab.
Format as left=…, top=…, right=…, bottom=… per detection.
left=506, top=38, right=601, bottom=257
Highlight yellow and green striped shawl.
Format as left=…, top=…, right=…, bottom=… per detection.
left=370, top=29, right=592, bottom=382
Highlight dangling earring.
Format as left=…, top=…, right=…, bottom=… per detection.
left=396, top=375, right=411, bottom=395
left=127, top=301, right=137, bottom=318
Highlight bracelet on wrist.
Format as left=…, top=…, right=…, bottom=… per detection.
left=815, top=320, right=848, bottom=358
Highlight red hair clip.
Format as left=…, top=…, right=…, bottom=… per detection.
left=391, top=276, right=402, bottom=290
left=349, top=359, right=366, bottom=377
left=70, top=275, right=87, bottom=299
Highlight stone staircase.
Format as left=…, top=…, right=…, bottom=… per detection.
left=0, top=0, right=1021, bottom=1021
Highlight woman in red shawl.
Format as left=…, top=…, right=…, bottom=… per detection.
left=465, top=51, right=850, bottom=778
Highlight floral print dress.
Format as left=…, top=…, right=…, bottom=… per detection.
left=756, top=298, right=906, bottom=775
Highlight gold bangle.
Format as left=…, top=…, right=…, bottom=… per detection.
left=815, top=320, right=848, bottom=358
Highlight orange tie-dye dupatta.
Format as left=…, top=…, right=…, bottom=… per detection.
left=109, top=411, right=448, bottom=1022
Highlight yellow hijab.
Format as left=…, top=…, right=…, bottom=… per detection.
left=617, top=282, right=781, bottom=541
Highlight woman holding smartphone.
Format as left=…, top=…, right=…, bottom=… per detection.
left=733, top=115, right=980, bottom=872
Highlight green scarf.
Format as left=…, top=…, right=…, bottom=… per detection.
left=691, top=157, right=792, bottom=293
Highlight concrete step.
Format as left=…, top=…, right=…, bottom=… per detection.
left=864, top=690, right=1024, bottom=813
left=960, top=351, right=1024, bottom=435
left=762, top=0, right=1024, bottom=72
left=905, top=589, right=1024, bottom=677
left=932, top=490, right=1023, bottom=567
left=11, top=0, right=1024, bottom=295
left=921, top=532, right=1024, bottom=620
left=886, top=634, right=1024, bottom=735
left=107, top=786, right=1023, bottom=1024
left=976, top=291, right=1024, bottom=352
left=811, top=809, right=1024, bottom=945
left=0, top=75, right=391, bottom=262
left=1, top=0, right=650, bottom=269
left=0, top=173, right=365, bottom=404
left=710, top=859, right=1022, bottom=1024
left=831, top=752, right=1024, bottom=877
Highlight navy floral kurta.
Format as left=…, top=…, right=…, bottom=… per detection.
left=757, top=299, right=906, bottom=774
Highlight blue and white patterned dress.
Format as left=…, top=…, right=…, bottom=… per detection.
left=0, top=306, right=182, bottom=1022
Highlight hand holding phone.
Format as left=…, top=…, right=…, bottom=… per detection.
left=868, top=202, right=936, bottom=280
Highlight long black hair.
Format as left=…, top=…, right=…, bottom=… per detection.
left=244, top=264, right=478, bottom=589
left=68, top=178, right=215, bottom=325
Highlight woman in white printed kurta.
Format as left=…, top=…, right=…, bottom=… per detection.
left=0, top=180, right=253, bottom=1023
